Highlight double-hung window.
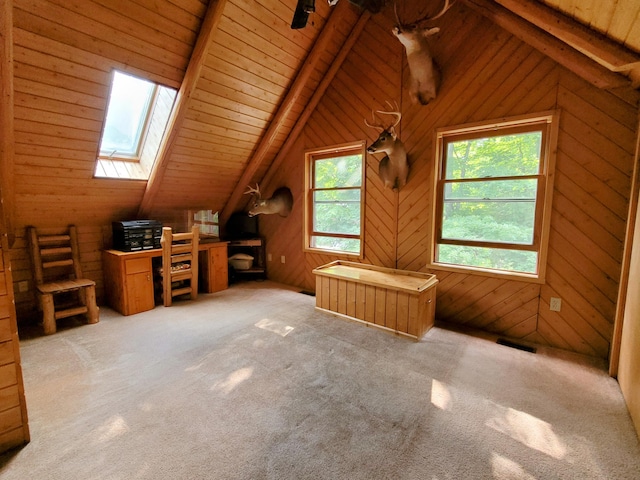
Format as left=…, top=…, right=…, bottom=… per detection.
left=432, top=112, right=559, bottom=280
left=304, top=142, right=365, bottom=256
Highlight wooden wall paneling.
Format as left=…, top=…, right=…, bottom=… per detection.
left=0, top=8, right=20, bottom=438
left=453, top=278, right=525, bottom=326
left=497, top=0, right=640, bottom=84
left=478, top=283, right=541, bottom=329
left=462, top=0, right=630, bottom=90
left=260, top=2, right=640, bottom=358
left=1, top=0, right=15, bottom=242
left=614, top=108, right=640, bottom=435
left=550, top=223, right=620, bottom=305
left=140, top=0, right=229, bottom=217
left=14, top=3, right=186, bottom=84
left=0, top=225, right=29, bottom=452
left=259, top=136, right=307, bottom=289
left=12, top=0, right=170, bottom=229
left=219, top=0, right=358, bottom=223
left=538, top=71, right=638, bottom=356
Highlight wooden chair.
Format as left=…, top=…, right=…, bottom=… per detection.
left=27, top=225, right=99, bottom=335
left=160, top=226, right=199, bottom=307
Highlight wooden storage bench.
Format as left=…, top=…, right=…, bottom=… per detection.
left=312, top=261, right=438, bottom=340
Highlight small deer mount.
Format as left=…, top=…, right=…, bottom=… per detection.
left=244, top=184, right=293, bottom=217
left=364, top=102, right=409, bottom=190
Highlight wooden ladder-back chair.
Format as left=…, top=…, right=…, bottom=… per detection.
left=27, top=225, right=99, bottom=335
left=160, top=226, right=199, bottom=307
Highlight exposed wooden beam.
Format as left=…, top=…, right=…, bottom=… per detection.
left=494, top=0, right=640, bottom=78
left=138, top=0, right=228, bottom=218
left=461, top=0, right=631, bottom=90
left=0, top=0, right=15, bottom=244
left=219, top=1, right=364, bottom=224
left=260, top=11, right=372, bottom=192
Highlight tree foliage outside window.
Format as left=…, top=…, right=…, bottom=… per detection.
left=305, top=144, right=365, bottom=255
left=434, top=114, right=558, bottom=278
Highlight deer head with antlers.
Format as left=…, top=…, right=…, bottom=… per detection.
left=393, top=0, right=454, bottom=105
left=244, top=184, right=293, bottom=217
left=365, top=102, right=409, bottom=190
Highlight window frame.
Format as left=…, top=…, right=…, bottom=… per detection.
left=94, top=70, right=177, bottom=181
left=191, top=210, right=219, bottom=238
left=303, top=141, right=366, bottom=258
left=99, top=71, right=158, bottom=162
left=430, top=111, right=560, bottom=282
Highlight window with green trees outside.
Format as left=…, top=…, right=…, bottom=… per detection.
left=304, top=142, right=365, bottom=256
left=433, top=112, right=559, bottom=279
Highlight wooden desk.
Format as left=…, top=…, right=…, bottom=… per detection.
left=103, top=241, right=228, bottom=316
left=313, top=261, right=438, bottom=340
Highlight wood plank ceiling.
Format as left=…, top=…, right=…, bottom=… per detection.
left=138, top=0, right=362, bottom=219
left=540, top=0, right=640, bottom=53
left=141, top=0, right=640, bottom=221
left=8, top=0, right=640, bottom=231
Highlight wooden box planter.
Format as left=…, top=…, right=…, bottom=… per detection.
left=312, top=261, right=438, bottom=340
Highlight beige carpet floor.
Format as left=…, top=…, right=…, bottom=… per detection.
left=1, top=280, right=639, bottom=479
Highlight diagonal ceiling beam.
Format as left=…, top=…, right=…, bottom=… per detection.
left=461, top=0, right=631, bottom=90
left=494, top=0, right=640, bottom=84
left=138, top=0, right=228, bottom=218
left=260, top=11, right=371, bottom=192
left=219, top=1, right=365, bottom=224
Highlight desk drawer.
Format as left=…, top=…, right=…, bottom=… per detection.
left=125, top=258, right=150, bottom=275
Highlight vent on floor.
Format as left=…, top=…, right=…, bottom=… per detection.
left=497, top=338, right=537, bottom=353
left=299, top=290, right=316, bottom=296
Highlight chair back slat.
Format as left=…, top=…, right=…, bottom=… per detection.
left=160, top=226, right=199, bottom=306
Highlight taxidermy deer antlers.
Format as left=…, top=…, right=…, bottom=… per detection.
left=393, top=0, right=455, bottom=104
left=364, top=102, right=409, bottom=190
left=244, top=184, right=294, bottom=217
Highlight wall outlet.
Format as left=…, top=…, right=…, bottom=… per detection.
left=550, top=297, right=562, bottom=312
left=18, top=281, right=28, bottom=293
left=281, top=255, right=285, bottom=264
left=267, top=253, right=272, bottom=262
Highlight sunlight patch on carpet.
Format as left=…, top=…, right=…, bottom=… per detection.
left=491, top=452, right=537, bottom=479
left=212, top=367, right=254, bottom=394
left=431, top=379, right=452, bottom=410
left=255, top=318, right=295, bottom=337
left=95, top=415, right=130, bottom=443
left=486, top=403, right=567, bottom=459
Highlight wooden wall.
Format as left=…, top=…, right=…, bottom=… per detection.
left=9, top=0, right=206, bottom=321
left=11, top=0, right=208, bottom=229
left=260, top=2, right=640, bottom=359
left=0, top=236, right=29, bottom=450
left=618, top=182, right=640, bottom=438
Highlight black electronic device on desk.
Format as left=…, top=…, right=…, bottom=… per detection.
left=112, top=220, right=163, bottom=251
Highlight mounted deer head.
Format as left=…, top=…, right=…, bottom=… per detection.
left=244, top=184, right=294, bottom=217
left=393, top=0, right=454, bottom=105
left=364, top=102, right=409, bottom=190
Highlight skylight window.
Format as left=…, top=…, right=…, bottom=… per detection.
left=100, top=72, right=155, bottom=159
left=95, top=70, right=177, bottom=180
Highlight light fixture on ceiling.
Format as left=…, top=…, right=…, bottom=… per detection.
left=291, top=0, right=386, bottom=29
left=291, top=0, right=316, bottom=29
